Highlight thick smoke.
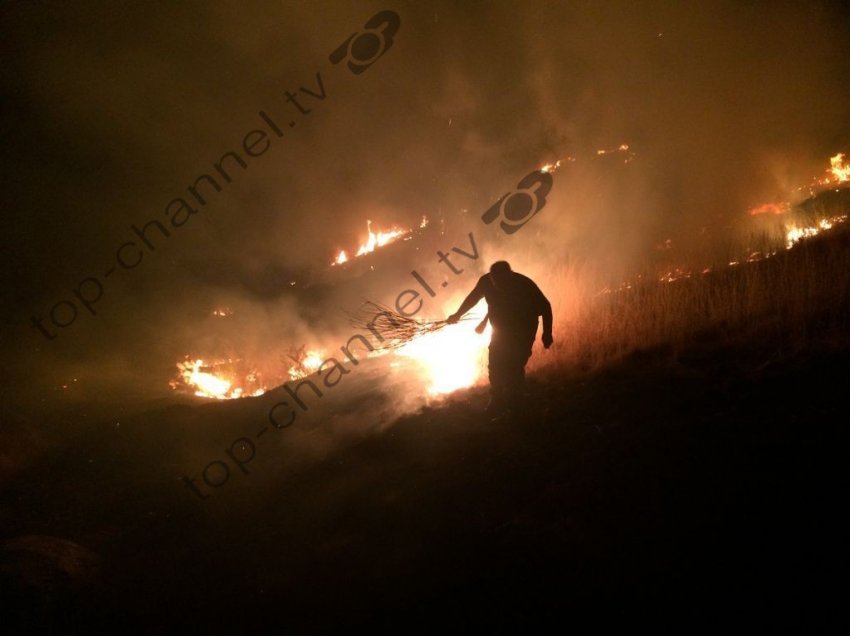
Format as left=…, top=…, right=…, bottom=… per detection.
left=3, top=0, right=849, bottom=406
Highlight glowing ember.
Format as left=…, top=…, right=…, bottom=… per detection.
left=659, top=267, right=691, bottom=283
left=334, top=250, right=348, bottom=265
left=596, top=144, right=635, bottom=162
left=596, top=280, right=633, bottom=296
left=396, top=314, right=491, bottom=395
left=540, top=160, right=562, bottom=174
left=171, top=358, right=266, bottom=400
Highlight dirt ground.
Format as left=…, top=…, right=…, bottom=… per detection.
left=2, top=322, right=845, bottom=631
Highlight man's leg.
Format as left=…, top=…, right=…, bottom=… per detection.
left=503, top=333, right=534, bottom=406
left=487, top=340, right=511, bottom=414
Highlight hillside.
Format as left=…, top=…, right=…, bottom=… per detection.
left=3, top=224, right=849, bottom=631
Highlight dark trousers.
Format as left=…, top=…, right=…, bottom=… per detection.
left=488, top=329, right=534, bottom=408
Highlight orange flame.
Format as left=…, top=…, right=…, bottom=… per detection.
left=332, top=218, right=426, bottom=266
left=828, top=152, right=849, bottom=183
left=287, top=350, right=326, bottom=381
left=749, top=202, right=789, bottom=216
left=395, top=306, right=491, bottom=395
left=171, top=358, right=266, bottom=400
left=785, top=215, right=848, bottom=249
left=356, top=220, right=408, bottom=257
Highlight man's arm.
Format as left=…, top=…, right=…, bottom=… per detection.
left=446, top=279, right=485, bottom=323
left=541, top=298, right=553, bottom=348
left=531, top=280, right=553, bottom=348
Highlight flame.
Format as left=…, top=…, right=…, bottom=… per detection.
left=784, top=215, right=848, bottom=249
left=332, top=218, right=425, bottom=266
left=806, top=151, right=850, bottom=191
left=356, top=220, right=408, bottom=257
left=763, top=151, right=850, bottom=199
left=744, top=151, right=850, bottom=253
left=828, top=152, right=849, bottom=183
left=171, top=358, right=266, bottom=400
left=288, top=349, right=326, bottom=380
left=173, top=348, right=329, bottom=399
left=749, top=202, right=789, bottom=216
left=540, top=157, right=577, bottom=173
left=396, top=311, right=491, bottom=395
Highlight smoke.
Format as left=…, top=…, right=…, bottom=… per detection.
left=3, top=0, right=850, bottom=408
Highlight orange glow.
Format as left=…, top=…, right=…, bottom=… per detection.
left=829, top=152, right=849, bottom=183
left=596, top=143, right=635, bottom=163
left=659, top=267, right=691, bottom=283
left=812, top=151, right=850, bottom=188
left=287, top=350, right=326, bottom=381
left=396, top=310, right=491, bottom=395
left=332, top=218, right=427, bottom=266
left=356, top=220, right=407, bottom=257
left=785, top=215, right=848, bottom=249
left=171, top=358, right=266, bottom=400
left=749, top=202, right=789, bottom=216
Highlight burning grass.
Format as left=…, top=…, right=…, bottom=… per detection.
left=172, top=214, right=850, bottom=402
left=171, top=181, right=850, bottom=403
left=169, top=358, right=267, bottom=400
left=540, top=220, right=850, bottom=374
left=346, top=300, right=489, bottom=395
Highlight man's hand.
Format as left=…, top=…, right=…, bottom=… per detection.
left=542, top=332, right=553, bottom=349
left=446, top=312, right=461, bottom=325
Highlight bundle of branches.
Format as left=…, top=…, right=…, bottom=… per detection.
left=346, top=300, right=475, bottom=351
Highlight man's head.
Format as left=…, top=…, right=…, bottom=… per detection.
left=489, top=260, right=512, bottom=287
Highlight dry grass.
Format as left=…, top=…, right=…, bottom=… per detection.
left=535, top=224, right=850, bottom=374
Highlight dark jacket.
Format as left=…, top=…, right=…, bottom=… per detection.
left=458, top=272, right=552, bottom=337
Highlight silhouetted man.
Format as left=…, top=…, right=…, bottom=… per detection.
left=447, top=261, right=553, bottom=414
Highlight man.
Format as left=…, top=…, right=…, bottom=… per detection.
left=447, top=261, right=553, bottom=414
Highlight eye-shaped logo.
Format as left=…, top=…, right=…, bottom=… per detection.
left=329, top=10, right=401, bottom=74
left=481, top=170, right=553, bottom=234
